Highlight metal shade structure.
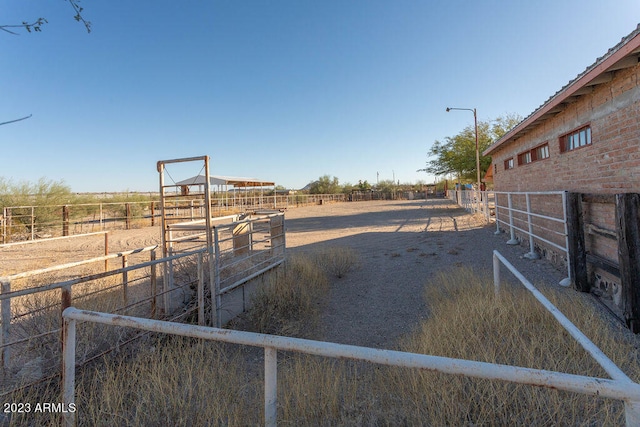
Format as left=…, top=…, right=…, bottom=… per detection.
left=174, top=175, right=275, bottom=188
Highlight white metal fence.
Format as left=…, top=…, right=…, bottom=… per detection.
left=61, top=251, right=640, bottom=426
left=449, top=189, right=571, bottom=286
left=0, top=214, right=285, bottom=394
left=492, top=249, right=640, bottom=426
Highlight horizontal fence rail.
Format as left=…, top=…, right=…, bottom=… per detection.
left=62, top=305, right=640, bottom=427
left=492, top=249, right=640, bottom=425
left=449, top=190, right=571, bottom=286
left=0, top=214, right=286, bottom=395
left=0, top=194, right=343, bottom=244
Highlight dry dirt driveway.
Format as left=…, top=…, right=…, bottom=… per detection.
left=283, top=198, right=566, bottom=349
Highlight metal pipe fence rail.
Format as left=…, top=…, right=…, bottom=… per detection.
left=448, top=189, right=495, bottom=222
left=0, top=245, right=202, bottom=392
left=492, top=249, right=640, bottom=425
left=61, top=304, right=640, bottom=427
left=166, top=212, right=287, bottom=326
left=1, top=194, right=345, bottom=244
left=449, top=190, right=571, bottom=286
left=1, top=213, right=287, bottom=394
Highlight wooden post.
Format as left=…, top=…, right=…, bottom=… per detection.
left=1, top=280, right=11, bottom=372
left=150, top=201, right=156, bottom=227
left=62, top=205, right=69, bottom=237
left=60, top=284, right=72, bottom=369
left=125, top=203, right=131, bottom=230
left=615, top=193, right=640, bottom=333
left=566, top=192, right=589, bottom=292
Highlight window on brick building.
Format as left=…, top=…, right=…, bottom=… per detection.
left=517, top=143, right=550, bottom=166
left=560, top=125, right=591, bottom=152
left=532, top=143, right=550, bottom=161
left=517, top=151, right=532, bottom=165
left=504, top=158, right=514, bottom=170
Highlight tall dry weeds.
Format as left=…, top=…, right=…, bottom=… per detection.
left=239, top=253, right=329, bottom=337
left=5, top=263, right=639, bottom=426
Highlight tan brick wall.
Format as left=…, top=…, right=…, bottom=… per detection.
left=490, top=64, right=639, bottom=307
left=492, top=63, right=640, bottom=194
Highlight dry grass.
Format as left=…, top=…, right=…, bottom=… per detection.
left=5, top=263, right=640, bottom=426
left=237, top=253, right=330, bottom=337
left=377, top=267, right=640, bottom=425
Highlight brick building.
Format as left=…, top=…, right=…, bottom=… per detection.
left=484, top=24, right=640, bottom=193
left=483, top=25, right=640, bottom=329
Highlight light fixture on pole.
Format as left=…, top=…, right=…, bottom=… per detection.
left=446, top=107, right=481, bottom=208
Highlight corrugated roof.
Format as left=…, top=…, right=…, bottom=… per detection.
left=174, top=175, right=275, bottom=187
left=484, top=24, right=640, bottom=156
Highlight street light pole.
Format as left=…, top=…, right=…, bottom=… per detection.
left=446, top=107, right=481, bottom=210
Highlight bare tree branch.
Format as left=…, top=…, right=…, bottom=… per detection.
left=1, top=0, right=91, bottom=35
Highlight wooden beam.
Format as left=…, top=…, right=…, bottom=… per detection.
left=567, top=192, right=589, bottom=292
left=615, top=193, right=640, bottom=333
left=582, top=193, right=616, bottom=204
left=586, top=253, right=620, bottom=277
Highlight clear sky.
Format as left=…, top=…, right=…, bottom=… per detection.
left=2, top=1, right=639, bottom=192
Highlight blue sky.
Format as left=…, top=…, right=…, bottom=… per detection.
left=2, top=1, right=639, bottom=192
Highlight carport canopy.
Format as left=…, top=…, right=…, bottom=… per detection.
left=174, top=175, right=275, bottom=188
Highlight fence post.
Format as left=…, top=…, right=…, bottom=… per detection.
left=494, top=193, right=502, bottom=235
left=493, top=251, right=500, bottom=297
left=625, top=401, right=640, bottom=427
left=1, top=207, right=5, bottom=244
left=62, top=205, right=69, bottom=237
left=213, top=228, right=221, bottom=327
left=1, top=280, right=10, bottom=371
left=60, top=284, right=72, bottom=370
left=615, top=193, right=640, bottom=333
left=524, top=194, right=540, bottom=259
left=151, top=250, right=157, bottom=319
left=125, top=203, right=131, bottom=230
left=560, top=191, right=572, bottom=287
left=150, top=201, right=156, bottom=227
left=122, top=255, right=129, bottom=311
left=264, top=347, right=278, bottom=427
left=61, top=314, right=76, bottom=427
left=566, top=192, right=589, bottom=292
left=104, top=232, right=109, bottom=272
left=197, top=252, right=204, bottom=326
left=30, top=206, right=35, bottom=241
left=506, top=193, right=518, bottom=245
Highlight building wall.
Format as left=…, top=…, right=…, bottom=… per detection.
left=491, top=62, right=640, bottom=193
left=490, top=63, right=640, bottom=311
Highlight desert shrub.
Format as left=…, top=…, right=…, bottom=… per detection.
left=313, top=246, right=361, bottom=278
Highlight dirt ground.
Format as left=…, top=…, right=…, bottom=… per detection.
left=1, top=198, right=573, bottom=350
left=282, top=198, right=569, bottom=348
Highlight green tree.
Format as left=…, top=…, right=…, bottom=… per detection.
left=375, top=179, right=396, bottom=199
left=357, top=180, right=372, bottom=191
left=308, top=175, right=341, bottom=194
left=0, top=177, right=76, bottom=235
left=420, top=114, right=521, bottom=182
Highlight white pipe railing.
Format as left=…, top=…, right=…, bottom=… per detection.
left=492, top=249, right=640, bottom=425
left=62, top=304, right=640, bottom=427
left=450, top=190, right=571, bottom=286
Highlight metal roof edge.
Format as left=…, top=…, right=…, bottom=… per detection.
left=484, top=24, right=640, bottom=156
